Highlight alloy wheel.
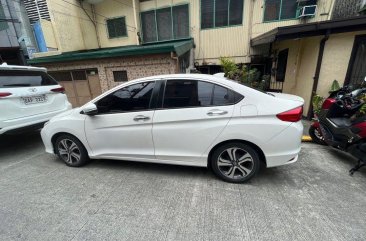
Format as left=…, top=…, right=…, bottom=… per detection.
left=57, top=139, right=81, bottom=164
left=217, top=147, right=254, bottom=179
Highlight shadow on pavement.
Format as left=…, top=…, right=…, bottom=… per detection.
left=89, top=158, right=212, bottom=178
left=0, top=131, right=42, bottom=151
left=84, top=157, right=282, bottom=184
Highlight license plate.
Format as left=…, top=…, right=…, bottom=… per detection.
left=21, top=95, right=47, bottom=105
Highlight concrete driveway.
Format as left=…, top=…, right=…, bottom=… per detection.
left=0, top=132, right=366, bottom=241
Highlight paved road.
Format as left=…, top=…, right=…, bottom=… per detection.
left=0, top=131, right=365, bottom=241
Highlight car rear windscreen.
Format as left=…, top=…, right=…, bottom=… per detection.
left=0, top=70, right=58, bottom=88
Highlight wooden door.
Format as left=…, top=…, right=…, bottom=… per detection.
left=74, top=80, right=92, bottom=106
left=59, top=81, right=78, bottom=107
left=87, top=74, right=102, bottom=99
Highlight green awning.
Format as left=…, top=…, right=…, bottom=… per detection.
left=28, top=39, right=193, bottom=64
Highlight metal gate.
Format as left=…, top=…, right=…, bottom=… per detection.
left=346, top=35, right=366, bottom=87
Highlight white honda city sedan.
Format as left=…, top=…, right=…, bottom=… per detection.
left=0, top=63, right=71, bottom=135
left=41, top=74, right=304, bottom=183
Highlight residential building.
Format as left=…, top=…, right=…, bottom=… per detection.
left=26, top=0, right=366, bottom=115
left=0, top=0, right=37, bottom=64
left=252, top=0, right=366, bottom=116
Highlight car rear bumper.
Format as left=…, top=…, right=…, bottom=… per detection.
left=264, top=121, right=303, bottom=168
left=0, top=104, right=72, bottom=135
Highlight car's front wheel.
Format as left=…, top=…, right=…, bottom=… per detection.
left=55, top=134, right=90, bottom=167
left=211, top=142, right=260, bottom=183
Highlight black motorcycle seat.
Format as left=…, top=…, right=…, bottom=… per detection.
left=352, top=115, right=366, bottom=125
left=329, top=118, right=352, bottom=127
left=359, top=143, right=366, bottom=152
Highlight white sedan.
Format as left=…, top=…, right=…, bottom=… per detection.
left=41, top=74, right=304, bottom=183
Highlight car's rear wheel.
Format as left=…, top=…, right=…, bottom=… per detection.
left=55, top=134, right=89, bottom=167
left=211, top=142, right=260, bottom=183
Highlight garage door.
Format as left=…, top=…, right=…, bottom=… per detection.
left=49, top=69, right=102, bottom=107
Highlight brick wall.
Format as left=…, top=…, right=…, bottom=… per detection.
left=38, top=53, right=178, bottom=92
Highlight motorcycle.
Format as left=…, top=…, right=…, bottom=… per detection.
left=312, top=79, right=366, bottom=174
left=309, top=88, right=346, bottom=145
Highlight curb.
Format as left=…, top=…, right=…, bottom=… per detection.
left=302, top=135, right=312, bottom=142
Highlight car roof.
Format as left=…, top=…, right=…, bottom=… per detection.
left=132, top=73, right=238, bottom=87
left=0, top=63, right=47, bottom=72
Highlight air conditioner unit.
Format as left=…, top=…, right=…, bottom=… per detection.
left=360, top=0, right=366, bottom=13
left=297, top=5, right=317, bottom=18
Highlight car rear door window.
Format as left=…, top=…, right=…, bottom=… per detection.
left=0, top=70, right=58, bottom=88
left=162, top=79, right=243, bottom=109
left=213, top=84, right=236, bottom=105
left=96, top=82, right=155, bottom=114
left=163, top=80, right=214, bottom=108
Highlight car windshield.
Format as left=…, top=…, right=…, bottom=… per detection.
left=0, top=70, right=58, bottom=88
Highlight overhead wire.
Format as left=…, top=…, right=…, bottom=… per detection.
left=0, top=2, right=136, bottom=33
left=59, top=0, right=136, bottom=30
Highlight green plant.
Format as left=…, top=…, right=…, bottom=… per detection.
left=329, top=80, right=340, bottom=93
left=219, top=57, right=239, bottom=80
left=358, top=94, right=366, bottom=116
left=359, top=104, right=366, bottom=115
left=219, top=57, right=265, bottom=90
left=351, top=94, right=366, bottom=120
left=312, top=94, right=325, bottom=115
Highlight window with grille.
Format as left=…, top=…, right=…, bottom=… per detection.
left=0, top=4, right=8, bottom=31
left=71, top=71, right=87, bottom=80
left=264, top=0, right=298, bottom=21
left=48, top=71, right=72, bottom=82
left=140, top=4, right=189, bottom=43
left=201, top=0, right=244, bottom=29
left=106, top=17, right=127, bottom=38
left=276, top=49, right=289, bottom=82
left=113, top=71, right=128, bottom=82
left=24, top=0, right=50, bottom=24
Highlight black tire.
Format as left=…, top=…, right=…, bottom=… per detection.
left=309, top=126, right=326, bottom=145
left=55, top=134, right=90, bottom=167
left=211, top=142, right=260, bottom=183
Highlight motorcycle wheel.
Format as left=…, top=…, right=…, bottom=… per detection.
left=309, top=125, right=327, bottom=145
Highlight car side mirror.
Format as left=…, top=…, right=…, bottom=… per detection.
left=81, top=103, right=98, bottom=116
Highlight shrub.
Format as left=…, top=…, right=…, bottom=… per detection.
left=219, top=57, right=267, bottom=90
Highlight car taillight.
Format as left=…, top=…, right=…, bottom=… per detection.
left=277, top=106, right=303, bottom=122
left=51, top=87, right=65, bottom=94
left=0, top=92, right=12, bottom=98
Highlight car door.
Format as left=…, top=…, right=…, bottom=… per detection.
left=152, top=78, right=242, bottom=165
left=84, top=81, right=158, bottom=160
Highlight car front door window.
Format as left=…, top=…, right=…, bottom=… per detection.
left=97, top=82, right=155, bottom=114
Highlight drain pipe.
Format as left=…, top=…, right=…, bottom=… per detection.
left=307, top=30, right=330, bottom=119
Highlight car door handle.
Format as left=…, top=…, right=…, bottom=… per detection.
left=133, top=115, right=150, bottom=121
left=207, top=109, right=228, bottom=116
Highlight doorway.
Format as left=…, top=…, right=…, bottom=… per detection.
left=346, top=35, right=366, bottom=87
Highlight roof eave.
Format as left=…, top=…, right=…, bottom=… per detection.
left=251, top=16, right=366, bottom=46
left=27, top=39, right=193, bottom=65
